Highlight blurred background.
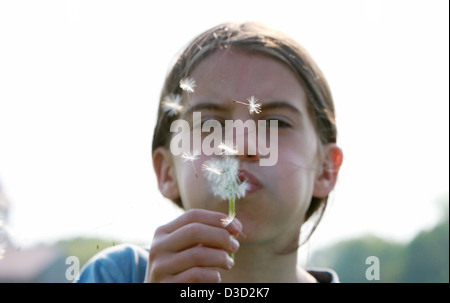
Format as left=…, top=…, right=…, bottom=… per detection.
left=0, top=0, right=448, bottom=282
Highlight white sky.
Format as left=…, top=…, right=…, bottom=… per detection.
left=0, top=0, right=448, bottom=254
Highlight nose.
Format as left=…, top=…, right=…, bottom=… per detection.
left=237, top=152, right=260, bottom=162
left=234, top=124, right=261, bottom=163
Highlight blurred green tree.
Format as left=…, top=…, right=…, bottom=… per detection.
left=310, top=196, right=449, bottom=283
left=56, top=237, right=122, bottom=269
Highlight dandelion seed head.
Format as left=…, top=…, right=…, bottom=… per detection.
left=202, top=157, right=248, bottom=200
left=161, top=94, right=183, bottom=117
left=180, top=77, right=197, bottom=94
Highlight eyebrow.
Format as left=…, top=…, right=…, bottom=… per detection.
left=181, top=100, right=303, bottom=117
left=261, top=101, right=303, bottom=117
left=182, top=103, right=229, bottom=117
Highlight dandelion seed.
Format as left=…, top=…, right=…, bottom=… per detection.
left=233, top=96, right=262, bottom=115
left=220, top=216, right=235, bottom=227
left=161, top=94, right=183, bottom=117
left=180, top=152, right=198, bottom=162
left=247, top=96, right=262, bottom=114
left=218, top=141, right=239, bottom=156
left=179, top=77, right=197, bottom=94
left=201, top=162, right=224, bottom=178
left=180, top=152, right=199, bottom=178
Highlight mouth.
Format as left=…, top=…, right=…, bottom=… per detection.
left=238, top=169, right=263, bottom=195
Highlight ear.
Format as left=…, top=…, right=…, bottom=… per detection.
left=313, top=143, right=344, bottom=198
left=152, top=147, right=180, bottom=200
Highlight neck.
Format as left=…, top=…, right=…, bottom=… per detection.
left=219, top=240, right=315, bottom=283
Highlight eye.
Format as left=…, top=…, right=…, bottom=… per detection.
left=199, top=117, right=226, bottom=135
left=265, top=118, right=291, bottom=128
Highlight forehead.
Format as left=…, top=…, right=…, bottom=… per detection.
left=189, top=49, right=308, bottom=104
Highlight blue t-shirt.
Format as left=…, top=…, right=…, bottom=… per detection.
left=77, top=243, right=339, bottom=283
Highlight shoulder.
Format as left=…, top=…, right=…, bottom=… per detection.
left=307, top=268, right=340, bottom=283
left=77, top=243, right=149, bottom=283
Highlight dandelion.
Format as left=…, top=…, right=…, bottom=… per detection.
left=233, top=96, right=262, bottom=115
left=202, top=157, right=248, bottom=221
left=161, top=94, right=183, bottom=117
left=180, top=152, right=199, bottom=178
left=179, top=77, right=197, bottom=94
left=202, top=156, right=248, bottom=260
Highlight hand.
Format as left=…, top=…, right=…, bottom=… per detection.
left=144, top=209, right=241, bottom=283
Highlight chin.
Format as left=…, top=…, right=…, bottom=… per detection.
left=234, top=213, right=274, bottom=244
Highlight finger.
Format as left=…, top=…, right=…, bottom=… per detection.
left=165, top=222, right=240, bottom=253
left=160, top=209, right=227, bottom=233
left=158, top=208, right=242, bottom=236
left=163, top=246, right=234, bottom=275
left=226, top=217, right=243, bottom=236
left=165, top=267, right=222, bottom=283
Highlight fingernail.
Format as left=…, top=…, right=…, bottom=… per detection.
left=228, top=220, right=242, bottom=235
left=233, top=219, right=243, bottom=231
left=230, top=237, right=240, bottom=251
left=227, top=255, right=235, bottom=269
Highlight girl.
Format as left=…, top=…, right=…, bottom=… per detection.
left=78, top=21, right=343, bottom=283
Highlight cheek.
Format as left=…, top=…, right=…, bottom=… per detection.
left=174, top=158, right=206, bottom=209
left=275, top=138, right=319, bottom=182
left=270, top=141, right=319, bottom=213
left=273, top=160, right=316, bottom=210
left=174, top=156, right=224, bottom=211
left=239, top=162, right=316, bottom=243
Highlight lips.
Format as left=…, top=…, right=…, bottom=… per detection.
left=238, top=169, right=262, bottom=195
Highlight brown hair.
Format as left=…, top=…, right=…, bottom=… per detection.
left=152, top=22, right=338, bottom=244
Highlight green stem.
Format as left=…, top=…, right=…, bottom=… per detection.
left=229, top=195, right=236, bottom=260
left=229, top=195, right=235, bottom=219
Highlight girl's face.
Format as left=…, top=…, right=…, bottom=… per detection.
left=169, top=50, right=325, bottom=247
